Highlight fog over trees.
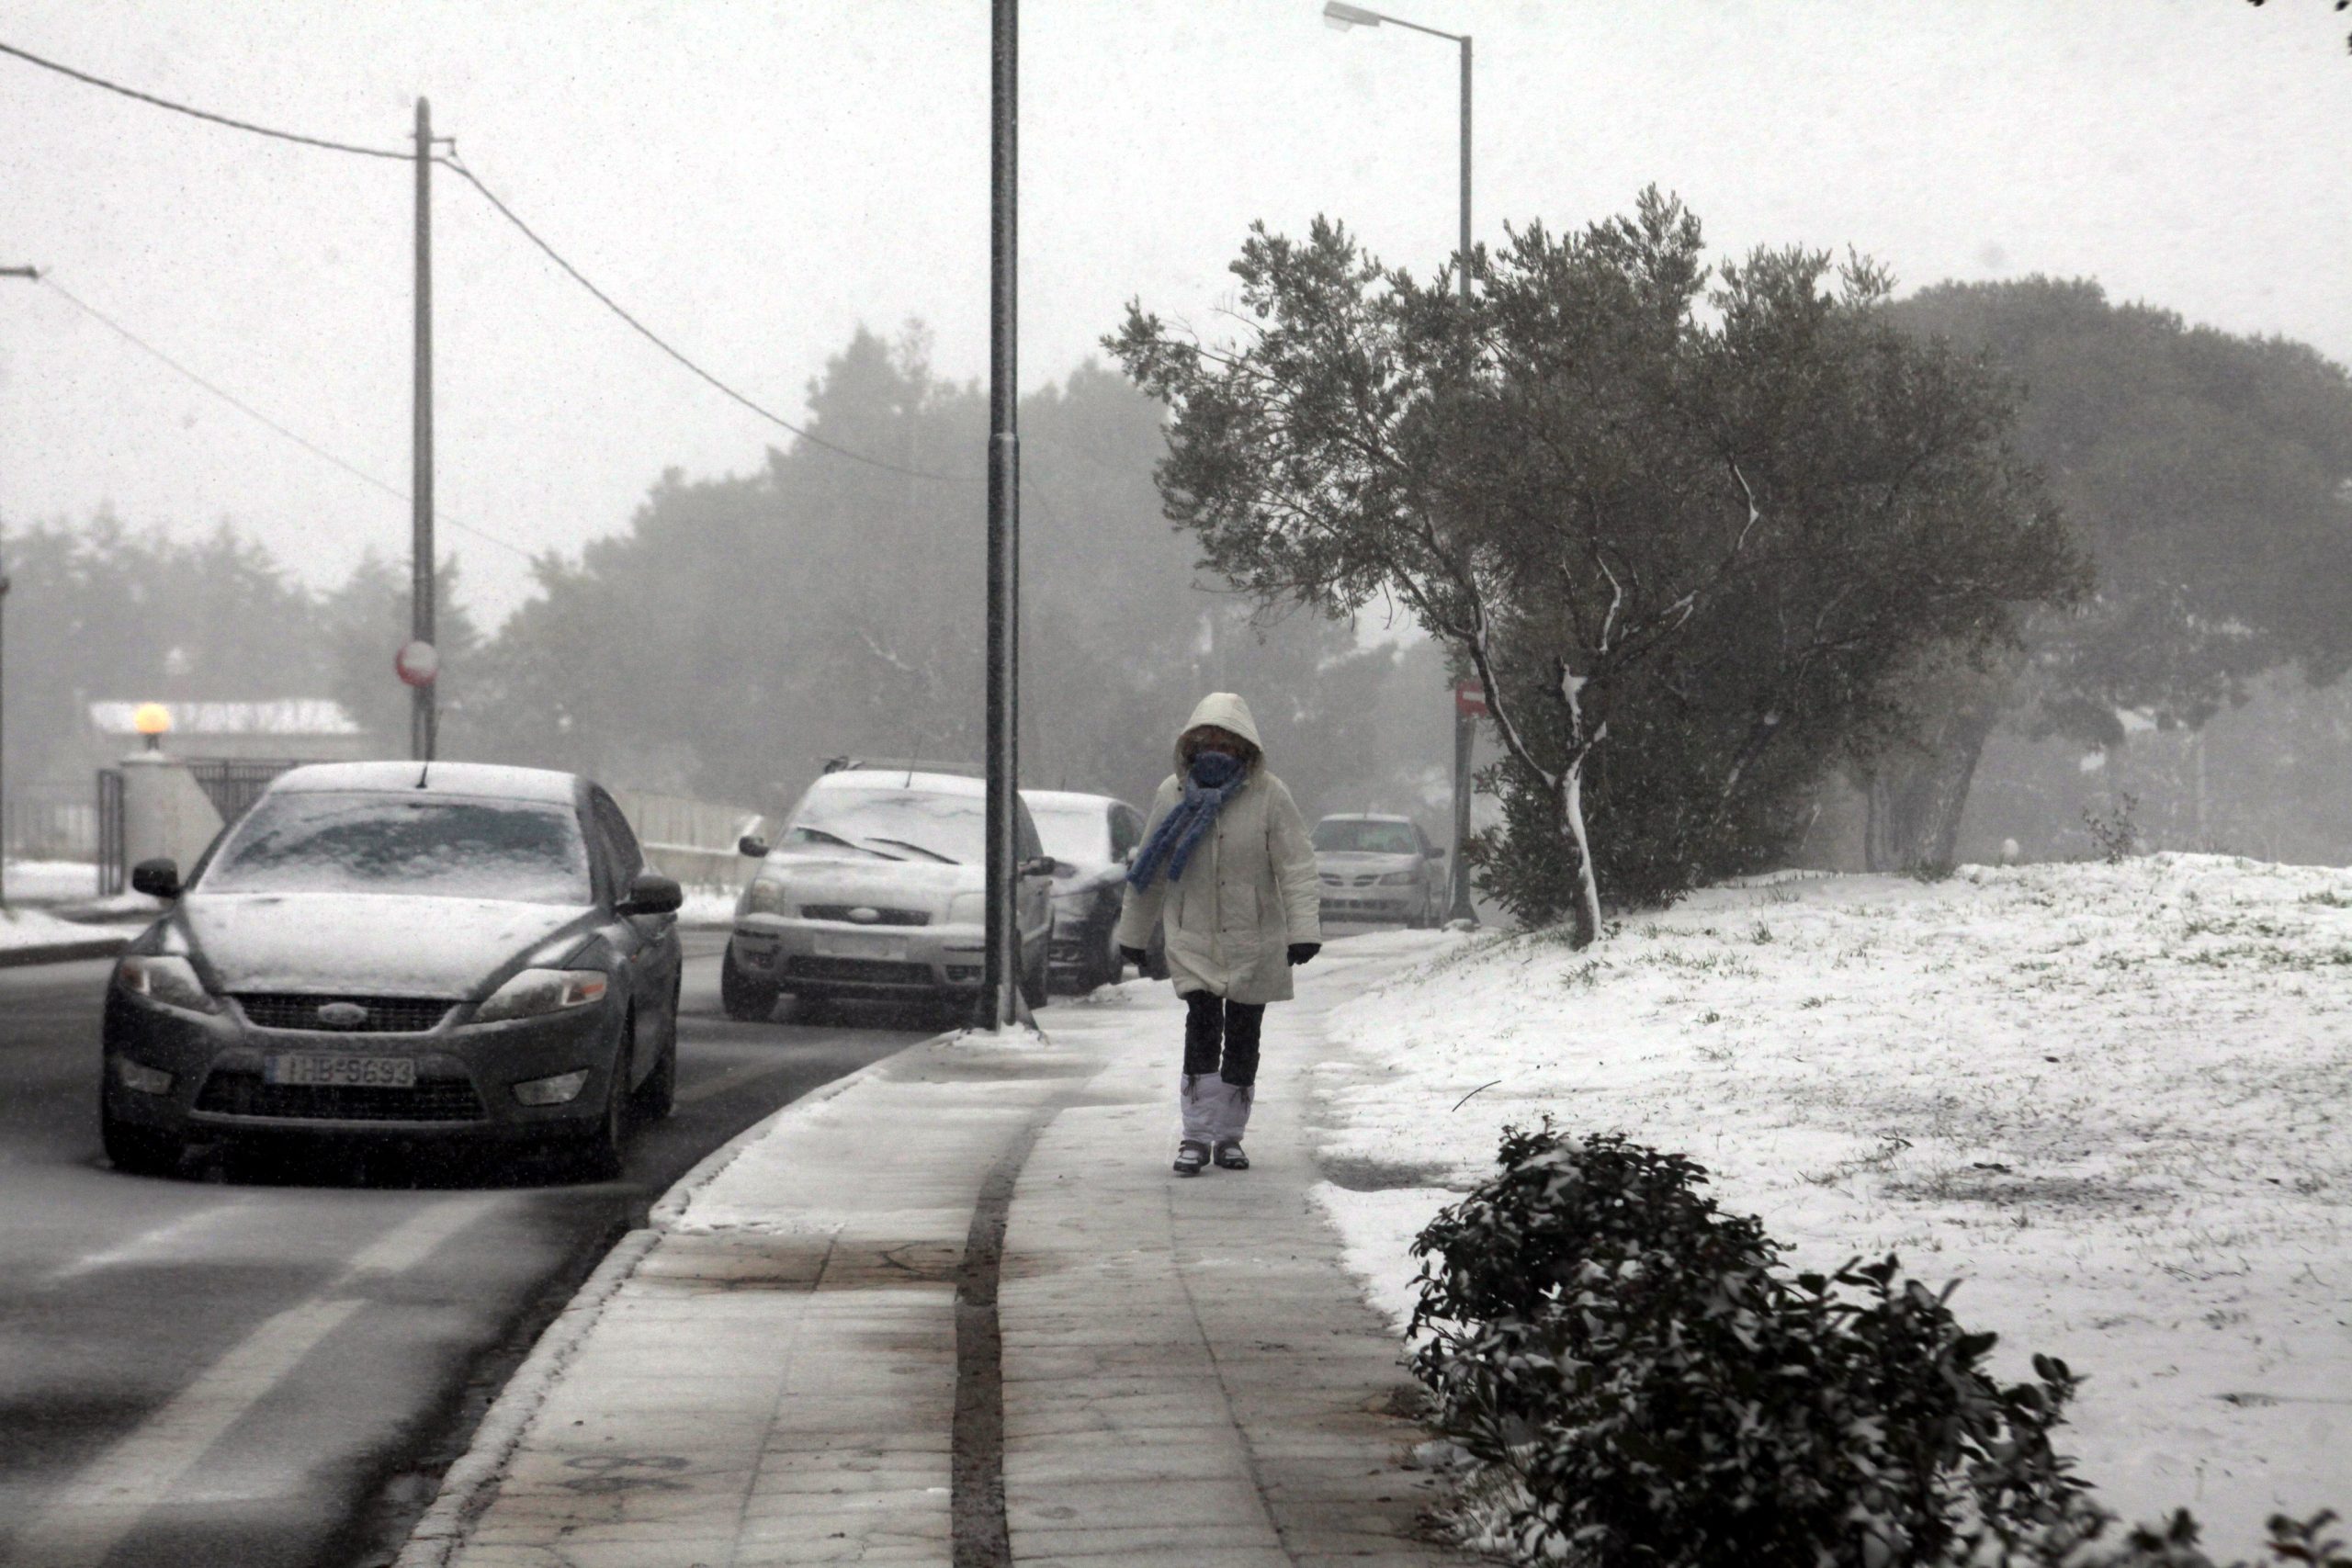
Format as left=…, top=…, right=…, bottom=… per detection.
left=8, top=246, right=2349, bottom=915
left=2, top=331, right=1449, bottom=833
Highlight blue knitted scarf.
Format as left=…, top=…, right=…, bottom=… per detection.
left=1128, top=751, right=1247, bottom=891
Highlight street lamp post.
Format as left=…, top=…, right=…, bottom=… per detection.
left=1321, top=3, right=1478, bottom=925
left=0, top=265, right=41, bottom=908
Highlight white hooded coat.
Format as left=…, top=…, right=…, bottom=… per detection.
left=1114, top=693, right=1323, bottom=1005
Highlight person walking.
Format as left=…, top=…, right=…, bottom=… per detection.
left=1116, top=693, right=1322, bottom=1177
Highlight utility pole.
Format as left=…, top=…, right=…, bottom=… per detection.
left=411, top=98, right=436, bottom=761
left=981, top=0, right=1023, bottom=1029
left=0, top=264, right=39, bottom=908
left=1444, top=32, right=1476, bottom=925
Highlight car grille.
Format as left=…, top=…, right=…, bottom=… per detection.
left=195, top=1069, right=486, bottom=1123
left=1049, top=939, right=1087, bottom=964
left=233, top=994, right=455, bottom=1032
left=786, top=956, right=933, bottom=987
left=799, top=906, right=932, bottom=927
left=1318, top=872, right=1383, bottom=888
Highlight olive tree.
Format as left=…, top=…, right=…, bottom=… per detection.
left=1111, top=191, right=2082, bottom=942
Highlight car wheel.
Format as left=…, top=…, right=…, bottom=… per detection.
left=100, top=1098, right=183, bottom=1178
left=631, top=994, right=678, bottom=1122
left=720, top=944, right=780, bottom=1022
left=1096, top=919, right=1126, bottom=988
left=574, top=1019, right=631, bottom=1181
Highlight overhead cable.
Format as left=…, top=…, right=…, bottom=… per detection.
left=437, top=154, right=966, bottom=484
left=0, top=39, right=412, bottom=161
left=40, top=275, right=537, bottom=560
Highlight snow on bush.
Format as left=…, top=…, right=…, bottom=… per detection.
left=1308, top=856, right=2352, bottom=1554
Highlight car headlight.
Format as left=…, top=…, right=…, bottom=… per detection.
left=947, top=892, right=986, bottom=925
left=741, top=875, right=788, bottom=916
left=474, top=968, right=609, bottom=1024
left=1378, top=871, right=1419, bottom=886
left=114, top=954, right=220, bottom=1014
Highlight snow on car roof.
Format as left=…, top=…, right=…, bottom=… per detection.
left=266, top=761, right=582, bottom=804
left=813, top=768, right=986, bottom=797
left=1317, top=812, right=1413, bottom=824
left=1022, top=789, right=1120, bottom=811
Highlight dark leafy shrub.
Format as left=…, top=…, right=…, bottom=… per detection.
left=1408, top=1122, right=2348, bottom=1567
left=1409, top=1122, right=2093, bottom=1565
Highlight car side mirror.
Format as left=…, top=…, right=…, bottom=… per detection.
left=617, top=871, right=684, bottom=917
left=1020, top=856, right=1057, bottom=879
left=737, top=834, right=770, bottom=859
left=130, top=858, right=182, bottom=900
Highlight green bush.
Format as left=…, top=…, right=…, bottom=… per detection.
left=1407, top=1122, right=2346, bottom=1568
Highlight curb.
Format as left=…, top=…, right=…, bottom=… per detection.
left=391, top=1225, right=662, bottom=1568
left=0, top=935, right=131, bottom=970
left=393, top=1021, right=966, bottom=1567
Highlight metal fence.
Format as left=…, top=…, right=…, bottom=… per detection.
left=96, top=768, right=124, bottom=896
left=187, top=758, right=303, bottom=826
left=3, top=781, right=99, bottom=861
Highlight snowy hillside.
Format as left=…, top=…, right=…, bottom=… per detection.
left=1308, top=855, right=2351, bottom=1551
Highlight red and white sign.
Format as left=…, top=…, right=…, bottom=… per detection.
left=394, top=639, right=440, bottom=688
left=1453, top=678, right=1488, bottom=717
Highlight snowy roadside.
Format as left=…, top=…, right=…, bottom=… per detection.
left=0, top=903, right=133, bottom=958
left=1306, top=855, right=2351, bottom=1551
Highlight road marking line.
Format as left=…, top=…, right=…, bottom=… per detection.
left=11, top=1196, right=499, bottom=1568
left=676, top=1055, right=801, bottom=1107
left=40, top=1198, right=257, bottom=1287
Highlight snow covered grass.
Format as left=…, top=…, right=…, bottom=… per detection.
left=1308, top=854, right=2352, bottom=1552
left=0, top=903, right=120, bottom=953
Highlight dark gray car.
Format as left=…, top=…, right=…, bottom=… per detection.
left=98, top=761, right=684, bottom=1179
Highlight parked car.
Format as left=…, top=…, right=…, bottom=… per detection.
left=98, top=761, right=684, bottom=1180
left=1311, top=813, right=1447, bottom=926
left=722, top=763, right=1054, bottom=1021
left=1023, top=788, right=1166, bottom=992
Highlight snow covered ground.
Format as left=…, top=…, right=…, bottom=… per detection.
left=3, top=859, right=104, bottom=904
left=0, top=903, right=121, bottom=953
left=1307, top=855, right=2351, bottom=1551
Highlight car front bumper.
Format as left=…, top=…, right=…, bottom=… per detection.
left=729, top=913, right=1007, bottom=996
left=1317, top=886, right=1425, bottom=920
left=100, top=987, right=624, bottom=1143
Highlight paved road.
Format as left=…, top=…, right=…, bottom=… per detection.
left=0, top=932, right=936, bottom=1568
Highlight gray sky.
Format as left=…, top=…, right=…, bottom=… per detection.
left=2, top=1, right=2345, bottom=624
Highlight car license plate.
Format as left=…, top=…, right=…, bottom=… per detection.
left=264, top=1054, right=417, bottom=1089
left=813, top=931, right=907, bottom=961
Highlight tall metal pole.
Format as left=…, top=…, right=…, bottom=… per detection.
left=982, top=0, right=1022, bottom=1028
left=0, top=569, right=10, bottom=909
left=411, top=98, right=437, bottom=762
left=1444, top=34, right=1478, bottom=924
left=0, top=265, right=39, bottom=908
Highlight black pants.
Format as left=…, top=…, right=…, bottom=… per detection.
left=1183, top=992, right=1265, bottom=1088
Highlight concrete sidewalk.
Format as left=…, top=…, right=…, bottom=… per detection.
left=397, top=942, right=1466, bottom=1568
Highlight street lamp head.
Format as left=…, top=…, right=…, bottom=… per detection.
left=1323, top=2, right=1384, bottom=29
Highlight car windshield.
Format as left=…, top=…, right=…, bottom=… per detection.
left=1027, top=802, right=1110, bottom=863
left=199, top=792, right=593, bottom=904
left=781, top=786, right=985, bottom=865
left=1313, top=819, right=1420, bottom=855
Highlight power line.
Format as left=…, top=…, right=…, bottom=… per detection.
left=39, top=275, right=537, bottom=560
left=2, top=35, right=966, bottom=489
left=437, top=153, right=966, bottom=484
left=0, top=38, right=411, bottom=161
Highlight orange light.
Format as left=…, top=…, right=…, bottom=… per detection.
left=132, top=703, right=173, bottom=737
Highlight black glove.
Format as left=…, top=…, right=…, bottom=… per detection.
left=1119, top=945, right=1148, bottom=968
left=1287, top=942, right=1321, bottom=966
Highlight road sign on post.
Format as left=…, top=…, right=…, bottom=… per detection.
left=395, top=640, right=439, bottom=689
left=1453, top=678, right=1487, bottom=716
